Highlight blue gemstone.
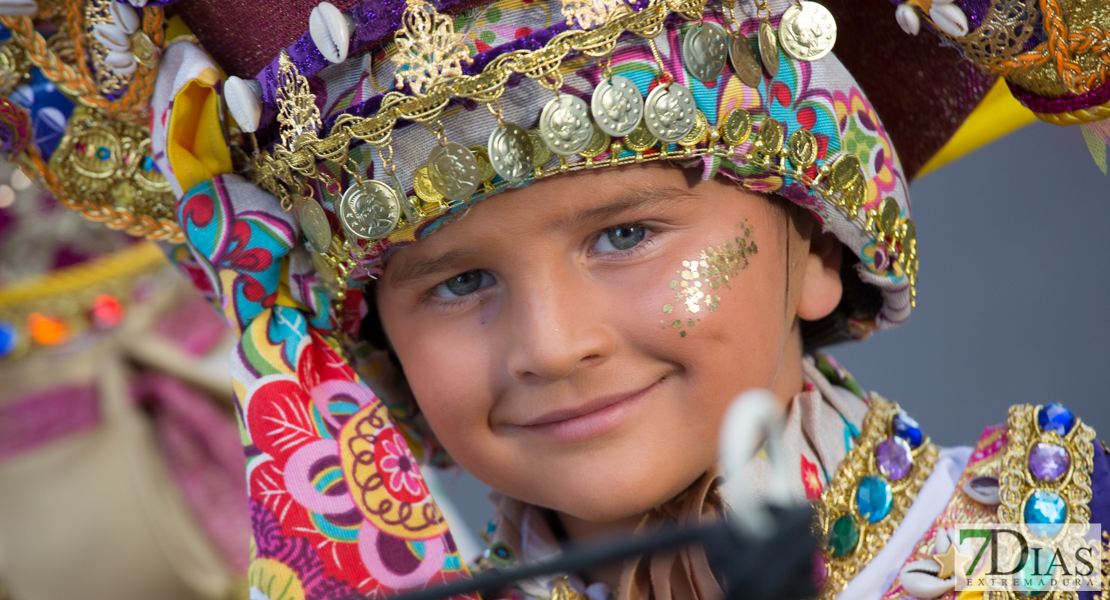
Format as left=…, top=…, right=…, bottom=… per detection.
left=1024, top=490, right=1067, bottom=537
left=0, top=321, right=15, bottom=357
left=893, top=411, right=923, bottom=448
left=1037, top=403, right=1075, bottom=436
left=856, top=475, right=893, bottom=523
left=141, top=156, right=154, bottom=171
left=96, top=146, right=110, bottom=160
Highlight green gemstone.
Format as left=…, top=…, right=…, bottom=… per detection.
left=827, top=515, right=859, bottom=558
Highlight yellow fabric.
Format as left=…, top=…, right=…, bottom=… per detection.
left=917, top=79, right=1037, bottom=177
left=167, top=70, right=232, bottom=193
left=165, top=16, right=194, bottom=44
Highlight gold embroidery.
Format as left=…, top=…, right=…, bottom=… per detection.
left=818, top=395, right=940, bottom=600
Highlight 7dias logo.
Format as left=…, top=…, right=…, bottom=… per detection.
left=949, top=524, right=1103, bottom=592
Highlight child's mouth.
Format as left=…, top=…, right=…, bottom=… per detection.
left=515, top=377, right=665, bottom=443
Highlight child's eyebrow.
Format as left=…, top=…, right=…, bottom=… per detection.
left=549, top=186, right=699, bottom=233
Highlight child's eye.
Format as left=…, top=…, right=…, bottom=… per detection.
left=432, top=270, right=495, bottom=298
left=592, top=224, right=648, bottom=253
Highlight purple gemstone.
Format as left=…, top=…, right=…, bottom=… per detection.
left=876, top=437, right=913, bottom=481
left=1028, top=442, right=1070, bottom=482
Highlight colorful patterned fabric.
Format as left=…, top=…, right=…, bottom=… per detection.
left=175, top=174, right=474, bottom=599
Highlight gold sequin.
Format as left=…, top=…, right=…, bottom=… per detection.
left=662, top=222, right=758, bottom=336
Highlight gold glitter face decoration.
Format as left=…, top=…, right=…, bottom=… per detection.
left=661, top=222, right=758, bottom=337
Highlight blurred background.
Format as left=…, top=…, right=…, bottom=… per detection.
left=0, top=115, right=1106, bottom=600
left=434, top=118, right=1110, bottom=540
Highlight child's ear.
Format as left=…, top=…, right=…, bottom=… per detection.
left=796, top=225, right=843, bottom=322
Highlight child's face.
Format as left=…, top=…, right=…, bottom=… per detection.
left=376, top=163, right=838, bottom=526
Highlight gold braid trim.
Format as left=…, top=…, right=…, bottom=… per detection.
left=0, top=241, right=166, bottom=308
left=818, top=395, right=939, bottom=599
left=1035, top=100, right=1110, bottom=125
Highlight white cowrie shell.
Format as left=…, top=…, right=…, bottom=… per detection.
left=962, top=475, right=1000, bottom=506
left=224, top=76, right=263, bottom=133
left=898, top=560, right=954, bottom=599
left=110, top=1, right=140, bottom=34
left=309, top=2, right=355, bottom=64
left=930, top=3, right=969, bottom=37
left=94, top=24, right=132, bottom=53
left=0, top=0, right=37, bottom=17
left=105, top=50, right=137, bottom=75
left=127, top=0, right=148, bottom=6
left=895, top=4, right=921, bottom=35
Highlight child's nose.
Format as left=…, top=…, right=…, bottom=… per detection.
left=504, top=273, right=616, bottom=382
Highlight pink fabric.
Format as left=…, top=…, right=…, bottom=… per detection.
left=133, top=373, right=251, bottom=574
left=0, top=384, right=100, bottom=462
left=152, top=295, right=231, bottom=356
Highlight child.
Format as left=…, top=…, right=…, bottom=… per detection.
left=2, top=0, right=1107, bottom=598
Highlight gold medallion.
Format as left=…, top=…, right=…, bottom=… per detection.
left=488, top=124, right=534, bottom=182
left=338, top=179, right=402, bottom=240
left=679, top=110, right=708, bottom=148
left=729, top=32, right=763, bottom=88
left=644, top=82, right=697, bottom=144
left=878, top=197, right=900, bottom=237
left=840, top=178, right=866, bottom=213
left=758, top=20, right=779, bottom=77
left=787, top=128, right=818, bottom=168
left=683, top=21, right=729, bottom=83
left=623, top=120, right=658, bottom=152
left=756, top=117, right=784, bottom=154
left=426, top=142, right=481, bottom=201
left=829, top=154, right=863, bottom=190
left=413, top=165, right=444, bottom=206
left=539, top=94, right=594, bottom=156
left=295, top=197, right=333, bottom=254
left=580, top=123, right=612, bottom=158
left=469, top=145, right=496, bottom=183
left=720, top=108, right=753, bottom=146
left=778, top=1, right=837, bottom=62
left=528, top=129, right=552, bottom=168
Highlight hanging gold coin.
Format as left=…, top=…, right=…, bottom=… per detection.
left=729, top=32, right=763, bottom=88
left=720, top=108, right=753, bottom=146
left=295, top=197, right=333, bottom=254
left=644, top=83, right=697, bottom=143
left=902, top=219, right=916, bottom=256
left=623, top=120, right=658, bottom=152
left=679, top=110, right=708, bottom=148
left=338, top=179, right=402, bottom=240
left=579, top=124, right=611, bottom=159
left=528, top=129, right=552, bottom=167
left=426, top=142, right=481, bottom=201
left=878, top=197, right=900, bottom=237
left=540, top=94, right=594, bottom=156
left=828, top=154, right=862, bottom=190
left=758, top=21, right=779, bottom=77
left=840, top=177, right=866, bottom=213
left=787, top=128, right=818, bottom=168
left=778, top=1, right=837, bottom=61
left=469, top=145, right=496, bottom=183
left=413, top=165, right=445, bottom=206
left=683, top=21, right=729, bottom=83
left=591, top=75, right=643, bottom=138
left=756, top=117, right=785, bottom=154
left=488, top=123, right=534, bottom=183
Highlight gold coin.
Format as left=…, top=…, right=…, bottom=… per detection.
left=720, top=108, right=752, bottom=146
left=756, top=117, right=784, bottom=154
left=310, top=249, right=339, bottom=288
left=829, top=154, right=862, bottom=190
left=679, top=111, right=708, bottom=147
left=841, top=178, right=865, bottom=213
left=759, top=21, right=779, bottom=78
left=903, top=219, right=916, bottom=254
left=729, top=32, right=763, bottom=88
left=787, top=128, right=818, bottom=168
left=413, top=165, right=444, bottom=204
left=778, top=1, right=838, bottom=62
left=469, top=145, right=496, bottom=183
left=879, top=197, right=900, bottom=236
left=528, top=129, right=552, bottom=167
left=580, top=124, right=612, bottom=158
left=623, top=120, right=658, bottom=152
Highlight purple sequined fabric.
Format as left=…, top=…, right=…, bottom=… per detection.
left=1010, top=77, right=1110, bottom=114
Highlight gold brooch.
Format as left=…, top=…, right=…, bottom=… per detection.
left=392, top=0, right=472, bottom=97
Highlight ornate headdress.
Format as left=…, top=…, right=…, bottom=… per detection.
left=0, top=0, right=1106, bottom=597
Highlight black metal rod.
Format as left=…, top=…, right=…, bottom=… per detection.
left=383, top=523, right=727, bottom=600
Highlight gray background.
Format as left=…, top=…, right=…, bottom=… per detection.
left=436, top=121, right=1110, bottom=536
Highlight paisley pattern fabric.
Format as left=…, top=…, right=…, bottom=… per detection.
left=175, top=175, right=473, bottom=600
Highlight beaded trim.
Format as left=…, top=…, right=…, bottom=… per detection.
left=993, top=404, right=1097, bottom=600
left=818, top=394, right=939, bottom=600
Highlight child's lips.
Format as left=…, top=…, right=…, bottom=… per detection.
left=515, top=378, right=664, bottom=443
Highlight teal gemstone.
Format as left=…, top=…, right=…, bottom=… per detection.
left=1024, top=490, right=1067, bottom=537
left=141, top=156, right=154, bottom=171
left=856, top=475, right=893, bottom=523
left=826, top=515, right=859, bottom=558
left=96, top=146, right=110, bottom=160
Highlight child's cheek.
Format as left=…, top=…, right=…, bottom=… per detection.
left=656, top=221, right=759, bottom=338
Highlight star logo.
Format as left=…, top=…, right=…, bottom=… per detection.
left=933, top=539, right=972, bottom=579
